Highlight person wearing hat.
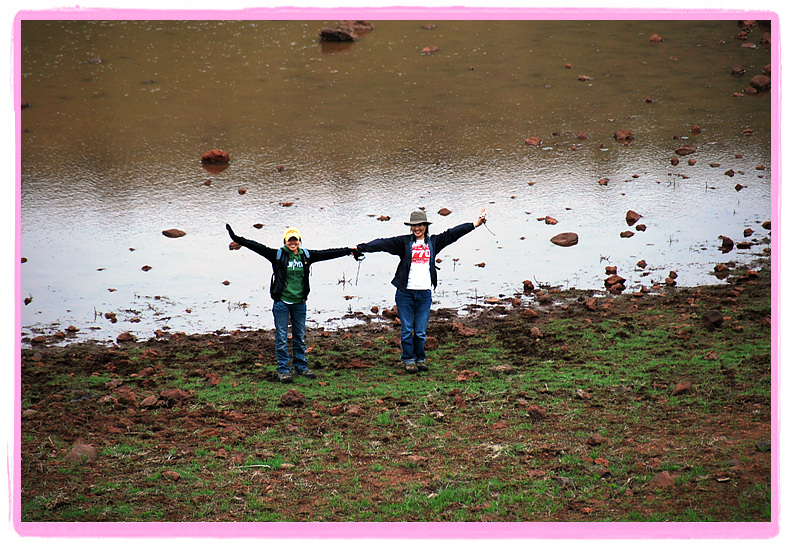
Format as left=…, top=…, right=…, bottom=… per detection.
left=353, top=209, right=486, bottom=374
left=225, top=223, right=357, bottom=383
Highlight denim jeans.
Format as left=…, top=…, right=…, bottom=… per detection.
left=394, top=289, right=432, bottom=364
left=272, top=300, right=308, bottom=374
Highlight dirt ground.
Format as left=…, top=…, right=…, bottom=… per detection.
left=18, top=260, right=774, bottom=526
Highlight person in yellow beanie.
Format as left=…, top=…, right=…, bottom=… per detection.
left=226, top=223, right=357, bottom=383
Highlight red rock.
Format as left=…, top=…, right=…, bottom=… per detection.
left=524, top=136, right=542, bottom=146
left=614, top=130, right=635, bottom=143
left=648, top=34, right=664, bottom=42
left=162, top=229, right=186, bottom=238
left=673, top=381, right=693, bottom=395
left=625, top=210, right=642, bottom=226
left=605, top=275, right=626, bottom=289
left=456, top=370, right=481, bottom=381
left=116, top=332, right=136, bottom=342
left=438, top=208, right=452, bottom=216
left=649, top=471, right=675, bottom=488
left=320, top=26, right=358, bottom=42
left=200, top=149, right=229, bottom=164
left=162, top=470, right=181, bottom=481
left=550, top=232, right=578, bottom=247
left=587, top=433, right=607, bottom=446
left=280, top=389, right=306, bottom=407
left=63, top=442, right=97, bottom=463
left=526, top=405, right=547, bottom=420
left=749, top=75, right=771, bottom=91
left=451, top=322, right=479, bottom=337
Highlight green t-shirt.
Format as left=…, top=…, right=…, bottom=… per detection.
left=280, top=248, right=306, bottom=303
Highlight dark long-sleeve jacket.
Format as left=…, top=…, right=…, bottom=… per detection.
left=227, top=226, right=352, bottom=302
left=356, top=222, right=475, bottom=291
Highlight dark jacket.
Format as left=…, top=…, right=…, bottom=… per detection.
left=357, top=222, right=476, bottom=291
left=226, top=225, right=352, bottom=302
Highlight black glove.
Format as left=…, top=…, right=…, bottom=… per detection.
left=351, top=248, right=365, bottom=261
left=226, top=223, right=235, bottom=237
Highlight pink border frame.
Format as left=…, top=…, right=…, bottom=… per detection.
left=11, top=5, right=780, bottom=540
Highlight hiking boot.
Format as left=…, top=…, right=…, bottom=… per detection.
left=404, top=362, right=418, bottom=374
left=416, top=361, right=429, bottom=372
left=295, top=368, right=317, bottom=379
left=278, top=372, right=293, bottom=383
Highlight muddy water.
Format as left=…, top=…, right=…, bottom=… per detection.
left=19, top=18, right=773, bottom=344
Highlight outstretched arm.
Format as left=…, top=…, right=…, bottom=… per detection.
left=308, top=247, right=358, bottom=263
left=355, top=235, right=406, bottom=256
left=434, top=211, right=487, bottom=253
left=226, top=224, right=277, bottom=261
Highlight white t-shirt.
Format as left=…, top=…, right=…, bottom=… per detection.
left=407, top=239, right=432, bottom=290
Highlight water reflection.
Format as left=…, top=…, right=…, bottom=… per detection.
left=19, top=18, right=773, bottom=344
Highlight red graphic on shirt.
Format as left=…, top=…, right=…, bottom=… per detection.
left=411, top=244, right=430, bottom=264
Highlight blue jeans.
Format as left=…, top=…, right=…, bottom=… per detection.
left=395, top=289, right=432, bottom=364
left=272, top=300, right=307, bottom=374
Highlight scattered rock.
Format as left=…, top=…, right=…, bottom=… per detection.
left=162, top=229, right=186, bottom=238
left=550, top=232, right=579, bottom=247
left=456, top=370, right=481, bottom=382
left=672, top=381, right=693, bottom=396
left=719, top=235, right=735, bottom=251
left=116, top=332, right=136, bottom=343
left=491, top=364, right=517, bottom=375
left=438, top=208, right=452, bottom=216
left=525, top=136, right=542, bottom=146
left=625, top=210, right=642, bottom=226
left=613, top=130, right=635, bottom=143
left=649, top=471, right=676, bottom=488
left=162, top=470, right=181, bottom=481
left=604, top=275, right=626, bottom=293
left=674, top=145, right=697, bottom=156
left=406, top=455, right=428, bottom=466
left=63, top=441, right=97, bottom=463
left=587, top=433, right=607, bottom=446
left=280, top=389, right=305, bottom=407
left=200, top=149, right=229, bottom=164
left=749, top=75, right=771, bottom=91
left=526, top=405, right=547, bottom=421
left=319, top=21, right=373, bottom=42
left=451, top=322, right=479, bottom=337
left=702, top=310, right=724, bottom=330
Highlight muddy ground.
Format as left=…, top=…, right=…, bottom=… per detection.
left=17, top=259, right=774, bottom=528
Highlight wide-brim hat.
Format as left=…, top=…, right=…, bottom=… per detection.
left=404, top=210, right=432, bottom=226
